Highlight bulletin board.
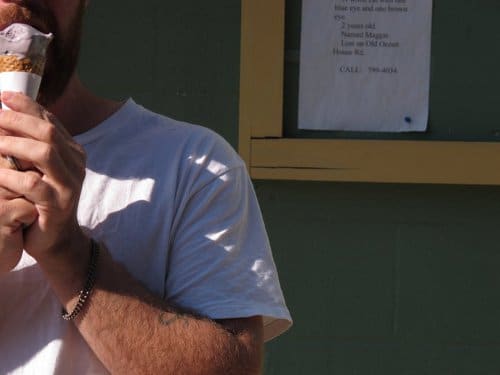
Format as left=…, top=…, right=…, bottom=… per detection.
left=238, top=0, right=500, bottom=185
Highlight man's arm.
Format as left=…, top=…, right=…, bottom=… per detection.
left=0, top=92, right=264, bottom=373
left=38, top=235, right=264, bottom=375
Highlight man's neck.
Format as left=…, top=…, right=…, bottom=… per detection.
left=47, top=74, right=123, bottom=137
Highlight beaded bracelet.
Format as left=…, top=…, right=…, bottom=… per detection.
left=62, top=238, right=100, bottom=321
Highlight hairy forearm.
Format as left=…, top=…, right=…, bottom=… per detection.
left=36, top=238, right=263, bottom=374
left=81, top=277, right=261, bottom=374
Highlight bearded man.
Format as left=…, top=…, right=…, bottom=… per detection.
left=0, top=1, right=291, bottom=373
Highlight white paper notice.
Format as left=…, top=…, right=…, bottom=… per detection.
left=298, top=0, right=433, bottom=132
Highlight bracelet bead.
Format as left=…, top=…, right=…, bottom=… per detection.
left=62, top=238, right=100, bottom=321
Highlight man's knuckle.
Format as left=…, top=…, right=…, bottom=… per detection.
left=39, top=145, right=55, bottom=164
left=42, top=123, right=57, bottom=143
left=23, top=173, right=42, bottom=191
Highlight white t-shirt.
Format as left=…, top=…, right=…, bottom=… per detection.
left=0, top=100, right=291, bottom=374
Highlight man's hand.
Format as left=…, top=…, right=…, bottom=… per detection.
left=0, top=185, right=38, bottom=273
left=0, top=91, right=87, bottom=262
left=0, top=136, right=38, bottom=273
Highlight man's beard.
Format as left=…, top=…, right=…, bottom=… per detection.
left=0, top=1, right=85, bottom=106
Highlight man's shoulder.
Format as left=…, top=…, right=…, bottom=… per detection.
left=135, top=103, right=245, bottom=170
left=139, top=105, right=227, bottom=145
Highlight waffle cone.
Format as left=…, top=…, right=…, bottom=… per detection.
left=0, top=55, right=45, bottom=75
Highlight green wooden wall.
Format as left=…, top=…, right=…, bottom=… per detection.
left=80, top=1, right=500, bottom=373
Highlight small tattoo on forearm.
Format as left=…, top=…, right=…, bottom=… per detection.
left=159, top=312, right=189, bottom=327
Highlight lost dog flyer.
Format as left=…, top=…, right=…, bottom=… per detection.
left=298, top=0, right=433, bottom=132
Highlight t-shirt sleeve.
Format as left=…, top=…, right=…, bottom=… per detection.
left=165, top=133, right=291, bottom=341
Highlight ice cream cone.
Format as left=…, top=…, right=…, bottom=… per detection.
left=0, top=55, right=45, bottom=75
left=0, top=23, right=52, bottom=106
left=0, top=24, right=52, bottom=169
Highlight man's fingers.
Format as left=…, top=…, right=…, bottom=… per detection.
left=0, top=197, right=37, bottom=273
left=1, top=92, right=42, bottom=117
left=0, top=186, right=22, bottom=200
left=0, top=136, right=68, bottom=180
left=0, top=109, right=53, bottom=142
left=0, top=93, right=86, bottom=178
left=0, top=168, right=53, bottom=204
left=0, top=92, right=72, bottom=141
left=0, top=198, right=38, bottom=226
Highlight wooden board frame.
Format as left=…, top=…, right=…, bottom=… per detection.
left=239, top=0, right=500, bottom=185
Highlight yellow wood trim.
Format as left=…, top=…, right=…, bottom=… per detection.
left=250, top=138, right=500, bottom=185
left=239, top=0, right=284, bottom=154
left=238, top=0, right=253, bottom=167
left=239, top=1, right=497, bottom=186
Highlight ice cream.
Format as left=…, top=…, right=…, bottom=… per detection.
left=0, top=23, right=53, bottom=106
left=0, top=23, right=52, bottom=170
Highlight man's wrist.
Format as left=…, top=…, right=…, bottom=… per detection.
left=34, top=227, right=93, bottom=310
left=62, top=238, right=100, bottom=320
left=0, top=245, right=23, bottom=274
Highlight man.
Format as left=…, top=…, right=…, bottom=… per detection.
left=0, top=1, right=291, bottom=373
